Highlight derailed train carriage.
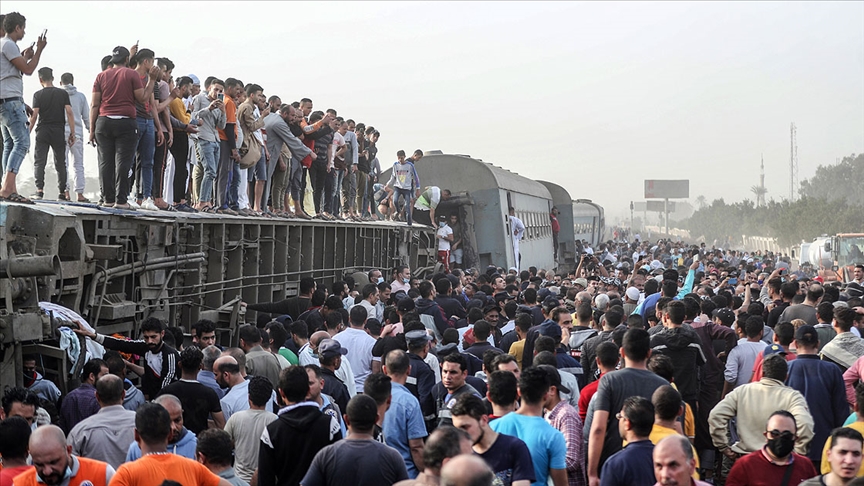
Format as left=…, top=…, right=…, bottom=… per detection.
left=384, top=152, right=580, bottom=273
left=0, top=202, right=435, bottom=392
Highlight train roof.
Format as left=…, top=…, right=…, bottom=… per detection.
left=402, top=152, right=553, bottom=199
left=538, top=181, right=573, bottom=207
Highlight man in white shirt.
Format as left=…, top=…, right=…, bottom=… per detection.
left=508, top=207, right=526, bottom=271
left=334, top=305, right=381, bottom=393
left=436, top=215, right=454, bottom=273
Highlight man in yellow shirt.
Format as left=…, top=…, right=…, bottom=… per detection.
left=507, top=315, right=532, bottom=369
left=649, top=385, right=701, bottom=479
left=821, top=384, right=864, bottom=477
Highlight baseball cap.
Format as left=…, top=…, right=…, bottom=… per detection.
left=538, top=321, right=563, bottom=340
left=318, top=339, right=348, bottom=358
left=574, top=278, right=588, bottom=288
left=764, top=343, right=787, bottom=357
left=187, top=74, right=201, bottom=85
left=538, top=364, right=571, bottom=395
left=109, top=46, right=130, bottom=65
left=397, top=297, right=416, bottom=313
left=794, top=325, right=818, bottom=346
left=625, top=287, right=640, bottom=301
left=406, top=330, right=433, bottom=347
left=712, top=308, right=735, bottom=326
left=542, top=295, right=560, bottom=310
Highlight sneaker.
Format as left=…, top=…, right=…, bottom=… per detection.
left=140, top=198, right=159, bottom=211
left=58, top=193, right=70, bottom=201
left=128, top=199, right=141, bottom=209
left=174, top=203, right=198, bottom=213
left=31, top=191, right=44, bottom=201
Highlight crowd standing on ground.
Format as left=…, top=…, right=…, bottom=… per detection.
left=6, top=10, right=864, bottom=486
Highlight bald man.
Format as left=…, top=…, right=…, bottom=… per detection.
left=13, top=424, right=115, bottom=486
left=126, top=394, right=198, bottom=461
left=440, top=454, right=494, bottom=486
left=67, top=374, right=136, bottom=469
left=215, top=355, right=277, bottom=421
left=653, top=435, right=712, bottom=486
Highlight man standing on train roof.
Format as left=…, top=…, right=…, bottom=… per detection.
left=509, top=207, right=525, bottom=271
left=550, top=207, right=561, bottom=263
left=413, top=186, right=450, bottom=227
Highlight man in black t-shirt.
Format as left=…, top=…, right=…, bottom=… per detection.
left=158, top=346, right=224, bottom=434
left=451, top=394, right=536, bottom=486
left=29, top=67, right=74, bottom=200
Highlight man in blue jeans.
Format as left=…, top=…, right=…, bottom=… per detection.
left=131, top=48, right=163, bottom=211
left=386, top=150, right=419, bottom=225
left=0, top=12, right=46, bottom=203
left=190, top=79, right=226, bottom=211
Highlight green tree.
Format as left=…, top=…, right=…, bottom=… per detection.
left=799, top=153, right=864, bottom=206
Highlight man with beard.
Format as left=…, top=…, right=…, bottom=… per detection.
left=12, top=424, right=114, bottom=486
left=74, top=317, right=179, bottom=400
left=451, top=393, right=535, bottom=486
left=126, top=394, right=198, bottom=461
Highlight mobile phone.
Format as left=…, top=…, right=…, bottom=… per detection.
left=217, top=93, right=224, bottom=101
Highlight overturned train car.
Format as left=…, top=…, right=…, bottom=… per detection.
left=0, top=202, right=434, bottom=392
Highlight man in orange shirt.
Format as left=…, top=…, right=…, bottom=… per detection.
left=111, top=403, right=231, bottom=486
left=12, top=425, right=114, bottom=486
left=215, top=77, right=242, bottom=215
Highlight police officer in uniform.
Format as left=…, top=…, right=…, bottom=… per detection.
left=405, top=329, right=437, bottom=431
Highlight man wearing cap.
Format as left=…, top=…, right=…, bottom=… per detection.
left=623, top=287, right=640, bottom=316
left=723, top=316, right=765, bottom=397
left=405, top=329, right=437, bottom=429
left=786, top=324, right=848, bottom=471
left=317, top=339, right=352, bottom=414
left=90, top=45, right=157, bottom=209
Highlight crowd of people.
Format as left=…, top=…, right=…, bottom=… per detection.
left=7, top=10, right=864, bottom=486
left=3, top=231, right=864, bottom=486
left=0, top=11, right=446, bottom=224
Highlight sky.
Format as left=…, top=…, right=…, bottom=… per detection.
left=5, top=1, right=863, bottom=224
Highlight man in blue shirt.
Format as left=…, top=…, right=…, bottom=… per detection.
left=599, top=396, right=655, bottom=486
left=383, top=349, right=428, bottom=478
left=786, top=324, right=848, bottom=472
left=490, top=366, right=567, bottom=486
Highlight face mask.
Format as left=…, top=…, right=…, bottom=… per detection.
left=766, top=432, right=795, bottom=458
left=377, top=277, right=384, bottom=284
left=403, top=278, right=410, bottom=284
left=439, top=221, right=446, bottom=227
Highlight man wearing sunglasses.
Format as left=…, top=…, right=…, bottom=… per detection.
left=725, top=411, right=817, bottom=485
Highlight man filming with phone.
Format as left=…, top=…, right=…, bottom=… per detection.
left=0, top=12, right=47, bottom=204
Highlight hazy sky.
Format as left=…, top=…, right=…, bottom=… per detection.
left=5, top=1, right=863, bottom=222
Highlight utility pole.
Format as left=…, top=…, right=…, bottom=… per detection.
left=630, top=201, right=634, bottom=232
left=790, top=123, right=798, bottom=201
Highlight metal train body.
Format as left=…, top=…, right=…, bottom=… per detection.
left=572, top=199, right=606, bottom=248
left=0, top=202, right=434, bottom=391
left=384, top=152, right=586, bottom=273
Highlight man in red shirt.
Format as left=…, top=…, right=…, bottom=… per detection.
left=725, top=410, right=817, bottom=485
left=578, top=341, right=618, bottom=421
left=551, top=207, right=561, bottom=261
left=0, top=417, right=32, bottom=485
left=90, top=46, right=156, bottom=209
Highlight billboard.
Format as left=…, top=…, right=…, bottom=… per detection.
left=644, top=180, right=689, bottom=199
left=634, top=201, right=676, bottom=212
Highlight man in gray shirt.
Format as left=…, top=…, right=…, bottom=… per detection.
left=60, top=71, right=90, bottom=202
left=67, top=374, right=136, bottom=470
left=263, top=104, right=314, bottom=211
left=190, top=78, right=226, bottom=211
left=778, top=283, right=822, bottom=326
